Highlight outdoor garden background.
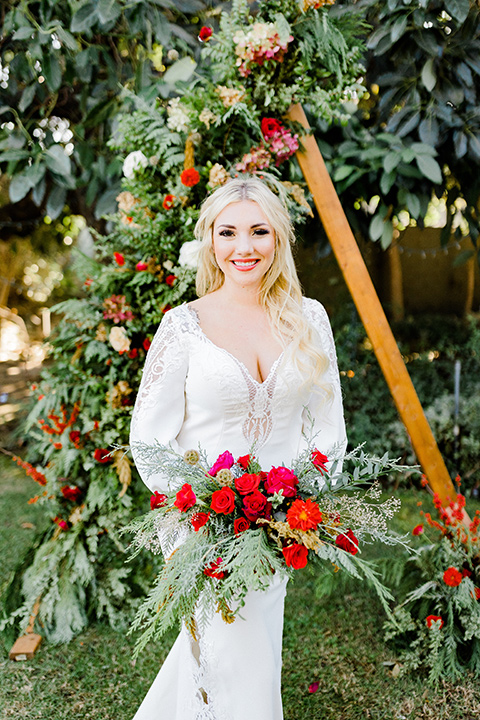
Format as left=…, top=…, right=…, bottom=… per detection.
left=1, top=0, right=480, bottom=718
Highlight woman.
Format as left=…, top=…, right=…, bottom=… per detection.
left=130, top=177, right=347, bottom=720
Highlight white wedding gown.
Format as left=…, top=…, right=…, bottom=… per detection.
left=130, top=298, right=346, bottom=720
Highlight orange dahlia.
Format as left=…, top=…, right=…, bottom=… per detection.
left=287, top=498, right=322, bottom=531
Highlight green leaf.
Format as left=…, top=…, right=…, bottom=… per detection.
left=45, top=145, right=72, bottom=176
left=43, top=53, right=62, bottom=92
left=12, top=26, right=34, bottom=40
left=418, top=116, right=439, bottom=146
left=416, top=154, right=442, bottom=184
left=19, top=83, right=36, bottom=112
left=70, top=3, right=98, bottom=33
left=369, top=214, right=385, bottom=242
left=453, top=131, right=467, bottom=159
left=333, top=165, right=355, bottom=182
left=32, top=177, right=46, bottom=206
left=401, top=147, right=415, bottom=163
left=83, top=97, right=117, bottom=129
left=380, top=170, right=395, bottom=195
left=448, top=0, right=470, bottom=24
left=162, top=57, right=197, bottom=85
left=383, top=150, right=402, bottom=174
left=410, top=142, right=436, bottom=157
left=9, top=173, right=32, bottom=202
left=405, top=192, right=420, bottom=218
left=46, top=185, right=67, bottom=219
left=97, top=0, right=122, bottom=24
left=56, top=27, right=78, bottom=51
left=380, top=219, right=393, bottom=249
left=421, top=58, right=436, bottom=91
left=390, top=15, right=407, bottom=43
left=0, top=148, right=30, bottom=162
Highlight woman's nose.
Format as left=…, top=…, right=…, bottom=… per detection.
left=234, top=232, right=254, bottom=254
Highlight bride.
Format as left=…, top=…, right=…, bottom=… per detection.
left=129, top=177, right=347, bottom=720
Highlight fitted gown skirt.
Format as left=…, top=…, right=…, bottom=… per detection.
left=133, top=574, right=288, bottom=720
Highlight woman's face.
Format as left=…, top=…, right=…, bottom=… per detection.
left=212, top=200, right=275, bottom=291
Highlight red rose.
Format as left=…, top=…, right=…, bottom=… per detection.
left=235, top=473, right=261, bottom=496
left=61, top=485, right=82, bottom=502
left=143, top=338, right=151, bottom=351
left=243, top=490, right=270, bottom=521
left=426, top=615, right=444, bottom=629
left=412, top=524, right=424, bottom=536
left=204, top=558, right=225, bottom=579
left=94, top=448, right=110, bottom=463
left=287, top=498, right=323, bottom=531
left=165, top=274, right=177, bottom=287
left=174, top=483, right=196, bottom=512
left=198, top=26, right=213, bottom=42
left=150, top=491, right=167, bottom=510
left=282, top=543, right=308, bottom=569
left=128, top=348, right=138, bottom=359
left=264, top=466, right=298, bottom=498
left=191, top=512, right=210, bottom=531
left=261, top=118, right=283, bottom=138
left=311, top=449, right=328, bottom=475
left=443, top=567, right=462, bottom=587
left=335, top=529, right=359, bottom=555
left=162, top=194, right=175, bottom=210
left=234, top=517, right=251, bottom=535
left=209, top=451, right=234, bottom=476
left=180, top=168, right=200, bottom=187
left=211, top=486, right=236, bottom=514
left=237, top=454, right=251, bottom=470
left=135, top=261, right=148, bottom=271
left=114, top=252, right=125, bottom=266
left=462, top=567, right=472, bottom=578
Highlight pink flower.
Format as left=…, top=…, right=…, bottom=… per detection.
left=136, top=261, right=148, bottom=271
left=308, top=682, right=319, bottom=694
left=412, top=524, right=424, bottom=536
left=209, top=451, right=235, bottom=476
left=114, top=252, right=125, bottom=266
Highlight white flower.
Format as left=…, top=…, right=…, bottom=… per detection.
left=166, top=98, right=190, bottom=133
left=122, top=151, right=148, bottom=179
left=178, top=240, right=202, bottom=269
left=109, top=326, right=131, bottom=353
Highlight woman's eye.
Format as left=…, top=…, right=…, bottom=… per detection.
left=219, top=230, right=234, bottom=237
left=253, top=228, right=269, bottom=236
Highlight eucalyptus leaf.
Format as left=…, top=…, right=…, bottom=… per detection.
left=70, top=3, right=98, bottom=33
left=369, top=214, right=385, bottom=242
left=390, top=15, right=407, bottom=43
left=421, top=58, right=436, bottom=92
left=416, top=154, right=442, bottom=184
left=19, top=84, right=36, bottom=113
left=383, top=150, right=402, bottom=174
left=45, top=145, right=72, bottom=176
left=380, top=220, right=393, bottom=249
left=405, top=192, right=420, bottom=218
left=448, top=0, right=470, bottom=24
left=9, top=173, right=32, bottom=203
left=46, top=185, right=67, bottom=220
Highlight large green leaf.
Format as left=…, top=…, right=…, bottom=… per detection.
left=46, top=184, right=67, bottom=219
left=369, top=214, right=385, bottom=242
left=43, top=52, right=63, bottom=92
left=383, top=150, right=402, bottom=174
left=70, top=3, right=98, bottom=33
left=9, top=172, right=32, bottom=202
left=448, top=0, right=470, bottom=24
left=45, top=145, right=72, bottom=176
left=421, top=58, right=436, bottom=92
left=416, top=154, right=442, bottom=184
left=97, top=0, right=122, bottom=25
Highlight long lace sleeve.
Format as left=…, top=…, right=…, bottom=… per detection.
left=130, top=309, right=188, bottom=493
left=301, top=298, right=347, bottom=477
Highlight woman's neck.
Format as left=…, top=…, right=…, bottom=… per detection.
left=214, top=283, right=262, bottom=309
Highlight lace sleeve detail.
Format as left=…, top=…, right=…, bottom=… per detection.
left=130, top=309, right=189, bottom=492
left=301, top=298, right=347, bottom=479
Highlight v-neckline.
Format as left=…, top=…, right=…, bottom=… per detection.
left=186, top=304, right=285, bottom=387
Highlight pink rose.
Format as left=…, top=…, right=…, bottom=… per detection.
left=209, top=451, right=234, bottom=476
left=264, top=466, right=298, bottom=498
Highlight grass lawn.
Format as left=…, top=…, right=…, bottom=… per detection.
left=1, top=456, right=480, bottom=720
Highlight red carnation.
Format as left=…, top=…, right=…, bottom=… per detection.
left=443, top=567, right=462, bottom=587
left=264, top=466, right=298, bottom=498
left=211, top=486, right=236, bottom=515
left=114, top=252, right=125, bottom=266
left=237, top=454, right=251, bottom=470
left=163, top=194, right=175, bottom=210
left=204, top=558, right=225, bottom=579
left=136, top=261, right=148, bottom=271
left=94, top=448, right=111, bottom=463
left=311, top=449, right=328, bottom=475
left=180, top=168, right=200, bottom=187
left=235, top=473, right=261, bottom=496
left=335, top=529, right=359, bottom=555
left=191, top=512, right=210, bottom=531
left=243, top=490, right=270, bottom=521
left=234, top=517, right=251, bottom=535
left=209, top=451, right=234, bottom=476
left=261, top=118, right=283, bottom=138
left=174, top=483, right=196, bottom=512
left=287, top=498, right=323, bottom=531
left=165, top=274, right=177, bottom=287
left=198, top=26, right=213, bottom=42
left=426, top=615, right=444, bottom=629
left=150, top=491, right=167, bottom=510
left=143, top=338, right=151, bottom=351
left=61, top=485, right=82, bottom=502
left=412, top=524, right=424, bottom=536
left=282, top=543, right=308, bottom=569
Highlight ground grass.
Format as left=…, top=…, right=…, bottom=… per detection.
left=1, top=458, right=480, bottom=720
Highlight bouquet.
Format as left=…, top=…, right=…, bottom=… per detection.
left=126, top=435, right=411, bottom=657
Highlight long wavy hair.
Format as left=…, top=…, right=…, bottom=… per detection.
left=194, top=177, right=331, bottom=394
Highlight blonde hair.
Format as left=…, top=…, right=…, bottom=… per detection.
left=194, top=177, right=331, bottom=395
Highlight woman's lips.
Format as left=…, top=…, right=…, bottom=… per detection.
left=231, top=259, right=260, bottom=271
